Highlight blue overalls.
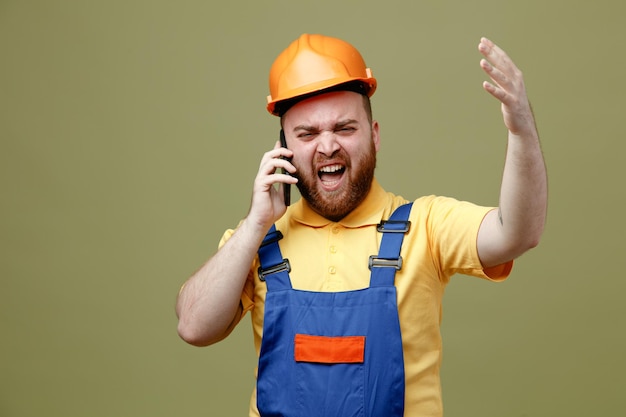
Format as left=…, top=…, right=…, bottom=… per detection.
left=255, top=203, right=412, bottom=417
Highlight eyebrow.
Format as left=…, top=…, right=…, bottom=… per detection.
left=293, top=119, right=360, bottom=132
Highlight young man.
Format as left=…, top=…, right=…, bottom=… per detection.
left=176, top=34, right=547, bottom=416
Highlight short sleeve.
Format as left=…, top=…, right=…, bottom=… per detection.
left=425, top=197, right=513, bottom=282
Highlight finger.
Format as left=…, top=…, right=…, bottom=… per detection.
left=278, top=172, right=298, bottom=185
left=482, top=80, right=507, bottom=102
left=480, top=58, right=527, bottom=110
left=480, top=58, right=512, bottom=92
left=479, top=38, right=509, bottom=66
left=260, top=147, right=294, bottom=168
left=260, top=171, right=297, bottom=188
left=254, top=169, right=296, bottom=196
left=479, top=38, right=521, bottom=83
left=275, top=158, right=297, bottom=175
left=262, top=152, right=298, bottom=181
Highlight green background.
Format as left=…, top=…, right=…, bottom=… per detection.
left=2, top=0, right=625, bottom=416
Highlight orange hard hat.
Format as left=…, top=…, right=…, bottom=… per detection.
left=266, top=34, right=377, bottom=116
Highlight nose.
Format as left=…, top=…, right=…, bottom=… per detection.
left=316, top=131, right=341, bottom=157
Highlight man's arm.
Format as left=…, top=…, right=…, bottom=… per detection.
left=476, top=37, right=548, bottom=268
left=175, top=141, right=297, bottom=346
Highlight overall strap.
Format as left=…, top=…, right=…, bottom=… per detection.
left=257, top=225, right=292, bottom=292
left=369, top=203, right=413, bottom=287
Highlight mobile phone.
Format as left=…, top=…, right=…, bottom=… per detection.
left=280, top=129, right=291, bottom=206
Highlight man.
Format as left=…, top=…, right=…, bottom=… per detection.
left=176, top=34, right=547, bottom=416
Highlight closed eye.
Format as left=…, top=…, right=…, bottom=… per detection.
left=335, top=126, right=356, bottom=135
left=334, top=119, right=359, bottom=135
left=297, top=131, right=317, bottom=139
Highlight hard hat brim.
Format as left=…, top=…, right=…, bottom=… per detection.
left=267, top=76, right=377, bottom=116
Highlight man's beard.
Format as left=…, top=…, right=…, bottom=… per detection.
left=294, top=140, right=377, bottom=222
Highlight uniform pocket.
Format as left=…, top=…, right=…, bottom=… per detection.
left=294, top=334, right=365, bottom=417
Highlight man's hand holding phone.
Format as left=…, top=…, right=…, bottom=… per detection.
left=246, top=137, right=296, bottom=232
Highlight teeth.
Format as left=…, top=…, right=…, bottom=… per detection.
left=319, top=164, right=343, bottom=173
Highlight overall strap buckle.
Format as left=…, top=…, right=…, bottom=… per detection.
left=260, top=230, right=284, bottom=247
left=376, top=220, right=411, bottom=234
left=368, top=255, right=403, bottom=270
left=258, top=259, right=291, bottom=282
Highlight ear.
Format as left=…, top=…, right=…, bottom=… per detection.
left=371, top=120, right=381, bottom=152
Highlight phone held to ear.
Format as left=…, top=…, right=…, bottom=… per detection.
left=280, top=129, right=291, bottom=206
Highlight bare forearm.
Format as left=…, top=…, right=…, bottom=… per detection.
left=176, top=218, right=267, bottom=346
left=478, top=129, right=547, bottom=267
left=499, top=128, right=547, bottom=249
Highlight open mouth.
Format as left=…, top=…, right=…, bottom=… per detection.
left=318, top=164, right=346, bottom=187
